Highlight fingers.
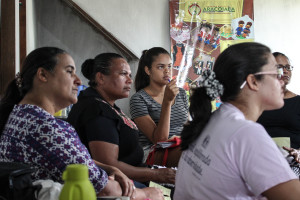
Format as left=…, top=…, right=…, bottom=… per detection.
left=283, top=146, right=293, bottom=152
left=119, top=178, right=135, bottom=198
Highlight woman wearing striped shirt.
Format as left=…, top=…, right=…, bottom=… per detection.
left=130, top=47, right=189, bottom=167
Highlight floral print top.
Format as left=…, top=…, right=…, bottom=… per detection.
left=0, top=104, right=107, bottom=193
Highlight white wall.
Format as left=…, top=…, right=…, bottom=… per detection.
left=254, top=0, right=300, bottom=94
left=73, top=0, right=171, bottom=57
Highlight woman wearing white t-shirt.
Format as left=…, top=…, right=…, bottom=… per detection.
left=174, top=42, right=300, bottom=200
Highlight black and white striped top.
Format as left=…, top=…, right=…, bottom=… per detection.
left=130, top=88, right=189, bottom=150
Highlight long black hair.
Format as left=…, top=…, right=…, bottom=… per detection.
left=181, top=42, right=271, bottom=150
left=81, top=53, right=124, bottom=87
left=134, top=47, right=170, bottom=92
left=0, top=47, right=67, bottom=135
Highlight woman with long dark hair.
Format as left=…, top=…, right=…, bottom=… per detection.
left=174, top=42, right=300, bottom=199
left=130, top=47, right=188, bottom=167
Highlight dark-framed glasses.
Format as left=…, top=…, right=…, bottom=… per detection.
left=240, top=68, right=283, bottom=89
left=278, top=64, right=293, bottom=71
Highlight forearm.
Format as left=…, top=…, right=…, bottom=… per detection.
left=113, top=161, right=156, bottom=183
left=93, top=159, right=119, bottom=175
left=152, top=100, right=172, bottom=143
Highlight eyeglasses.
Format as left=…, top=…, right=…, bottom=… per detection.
left=240, top=68, right=283, bottom=89
left=278, top=64, right=293, bottom=71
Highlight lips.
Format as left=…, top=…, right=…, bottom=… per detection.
left=283, top=75, right=290, bottom=81
left=124, top=87, right=131, bottom=91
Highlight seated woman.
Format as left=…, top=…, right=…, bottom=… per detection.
left=130, top=47, right=188, bottom=167
left=174, top=42, right=300, bottom=199
left=257, top=52, right=300, bottom=149
left=67, top=53, right=176, bottom=185
left=0, top=47, right=163, bottom=200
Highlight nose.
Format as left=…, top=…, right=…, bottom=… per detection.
left=127, top=75, right=132, bottom=84
left=74, top=74, right=82, bottom=86
left=164, top=67, right=170, bottom=74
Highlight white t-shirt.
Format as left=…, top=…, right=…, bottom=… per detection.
left=174, top=103, right=297, bottom=200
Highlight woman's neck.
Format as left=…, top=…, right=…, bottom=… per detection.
left=284, top=87, right=297, bottom=99
left=144, top=81, right=165, bottom=97
left=19, top=92, right=56, bottom=115
left=228, top=91, right=263, bottom=122
left=95, top=87, right=115, bottom=106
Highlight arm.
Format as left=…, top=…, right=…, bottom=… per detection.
left=93, top=159, right=134, bottom=197
left=262, top=179, right=300, bottom=200
left=133, top=79, right=179, bottom=143
left=89, top=141, right=176, bottom=184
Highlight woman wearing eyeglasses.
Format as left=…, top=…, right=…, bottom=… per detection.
left=257, top=52, right=300, bottom=149
left=174, top=43, right=300, bottom=199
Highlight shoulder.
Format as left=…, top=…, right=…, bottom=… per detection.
left=130, top=89, right=150, bottom=104
left=131, top=89, right=147, bottom=99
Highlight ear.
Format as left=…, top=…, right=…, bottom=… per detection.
left=95, top=72, right=105, bottom=85
left=246, top=74, right=259, bottom=91
left=144, top=66, right=150, bottom=76
left=36, top=68, right=49, bottom=83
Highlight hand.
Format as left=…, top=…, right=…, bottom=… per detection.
left=110, top=167, right=135, bottom=197
left=283, top=146, right=300, bottom=163
left=166, top=135, right=181, bottom=142
left=98, top=176, right=122, bottom=197
left=163, top=79, right=179, bottom=102
left=154, top=168, right=176, bottom=184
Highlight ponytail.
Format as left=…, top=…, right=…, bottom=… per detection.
left=0, top=79, right=23, bottom=134
left=181, top=87, right=212, bottom=150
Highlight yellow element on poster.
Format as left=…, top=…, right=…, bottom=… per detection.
left=220, top=39, right=254, bottom=53
left=180, top=0, right=244, bottom=24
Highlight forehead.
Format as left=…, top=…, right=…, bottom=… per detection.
left=152, top=53, right=171, bottom=63
left=275, top=55, right=290, bottom=65
left=55, top=53, right=75, bottom=68
left=110, top=58, right=131, bottom=72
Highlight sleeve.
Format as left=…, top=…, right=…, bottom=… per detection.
left=84, top=115, right=119, bottom=145
left=130, top=92, right=150, bottom=119
left=30, top=121, right=108, bottom=194
left=231, top=123, right=297, bottom=196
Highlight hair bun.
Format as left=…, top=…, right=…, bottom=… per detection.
left=81, top=59, right=95, bottom=80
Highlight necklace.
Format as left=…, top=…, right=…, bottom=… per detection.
left=95, top=98, right=138, bottom=130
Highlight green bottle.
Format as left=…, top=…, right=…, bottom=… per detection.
left=59, top=164, right=96, bottom=200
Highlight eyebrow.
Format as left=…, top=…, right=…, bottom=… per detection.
left=157, top=63, right=172, bottom=66
left=65, top=65, right=75, bottom=70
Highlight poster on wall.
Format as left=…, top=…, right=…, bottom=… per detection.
left=169, top=0, right=254, bottom=106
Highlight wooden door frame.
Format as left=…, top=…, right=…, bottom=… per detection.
left=0, top=0, right=26, bottom=96
left=0, top=0, right=16, bottom=96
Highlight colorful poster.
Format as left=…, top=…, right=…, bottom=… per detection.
left=169, top=0, right=254, bottom=103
